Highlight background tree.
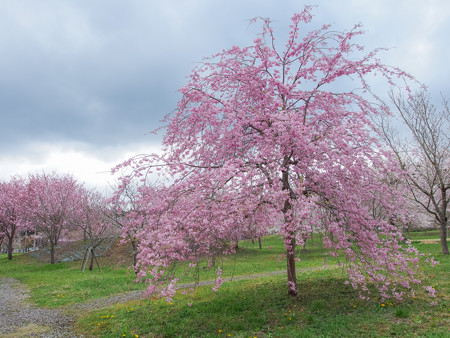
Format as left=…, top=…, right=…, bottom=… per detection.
left=107, top=181, right=154, bottom=272
left=27, top=172, right=83, bottom=264
left=380, top=90, right=449, bottom=254
left=71, top=189, right=114, bottom=271
left=114, top=7, right=432, bottom=301
left=0, top=176, right=29, bottom=260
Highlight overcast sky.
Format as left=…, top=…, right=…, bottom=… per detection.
left=1, top=0, right=449, bottom=190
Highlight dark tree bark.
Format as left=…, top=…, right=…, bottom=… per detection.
left=50, top=243, right=56, bottom=264
left=7, top=235, right=14, bottom=260
left=282, top=161, right=298, bottom=296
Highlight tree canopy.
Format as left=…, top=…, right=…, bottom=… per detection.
left=113, top=7, right=436, bottom=302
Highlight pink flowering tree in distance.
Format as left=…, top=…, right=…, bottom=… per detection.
left=0, top=176, right=30, bottom=260
left=71, top=188, right=114, bottom=271
left=27, top=172, right=84, bottom=264
left=108, top=181, right=158, bottom=272
left=114, top=7, right=436, bottom=301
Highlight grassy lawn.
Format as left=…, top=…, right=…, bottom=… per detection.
left=0, top=253, right=143, bottom=308
left=405, top=230, right=447, bottom=247
left=0, top=235, right=336, bottom=308
left=1, top=233, right=448, bottom=337
left=406, top=230, right=442, bottom=240
left=74, top=240, right=449, bottom=337
left=174, top=235, right=339, bottom=283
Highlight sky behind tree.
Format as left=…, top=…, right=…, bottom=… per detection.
left=1, top=0, right=449, bottom=190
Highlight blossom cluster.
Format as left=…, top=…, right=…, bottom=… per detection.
left=110, top=6, right=434, bottom=302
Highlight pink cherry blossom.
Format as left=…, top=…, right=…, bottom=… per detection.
left=112, top=6, right=433, bottom=301
left=0, top=176, right=30, bottom=260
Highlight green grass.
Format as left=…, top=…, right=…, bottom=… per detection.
left=1, top=234, right=449, bottom=337
left=174, top=235, right=339, bottom=283
left=76, top=245, right=449, bottom=337
left=406, top=230, right=441, bottom=240
left=0, top=253, right=144, bottom=308
left=0, top=235, right=335, bottom=308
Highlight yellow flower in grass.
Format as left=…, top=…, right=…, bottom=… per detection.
left=218, top=330, right=222, bottom=332
left=381, top=304, right=385, bottom=307
left=111, top=315, right=114, bottom=318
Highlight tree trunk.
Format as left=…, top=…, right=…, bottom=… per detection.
left=89, top=250, right=94, bottom=271
left=7, top=236, right=14, bottom=260
left=301, top=241, right=307, bottom=253
left=258, top=236, right=262, bottom=249
left=133, top=252, right=138, bottom=272
left=131, top=240, right=140, bottom=275
left=133, top=251, right=137, bottom=268
left=50, top=244, right=55, bottom=264
left=281, top=164, right=298, bottom=296
left=440, top=217, right=449, bottom=255
left=286, top=236, right=298, bottom=296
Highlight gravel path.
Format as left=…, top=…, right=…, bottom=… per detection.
left=1, top=265, right=336, bottom=337
left=0, top=277, right=79, bottom=337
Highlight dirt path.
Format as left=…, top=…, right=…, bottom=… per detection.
left=416, top=239, right=441, bottom=244
left=0, top=277, right=78, bottom=337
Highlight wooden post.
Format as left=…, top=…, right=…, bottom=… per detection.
left=81, top=246, right=102, bottom=272
left=81, top=248, right=91, bottom=272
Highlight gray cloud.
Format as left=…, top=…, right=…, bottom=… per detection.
left=1, top=0, right=449, bottom=185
